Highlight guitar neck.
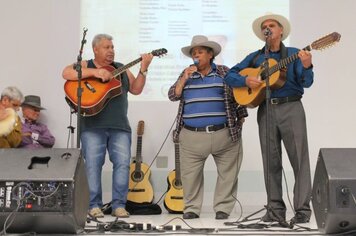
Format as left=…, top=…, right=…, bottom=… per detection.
left=135, top=136, right=143, bottom=172
left=110, top=48, right=168, bottom=78
left=174, top=143, right=182, bottom=181
left=112, top=57, right=142, bottom=78
left=269, top=45, right=312, bottom=75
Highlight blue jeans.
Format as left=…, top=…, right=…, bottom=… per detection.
left=81, top=128, right=131, bottom=210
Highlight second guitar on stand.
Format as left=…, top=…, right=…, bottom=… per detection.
left=164, top=131, right=184, bottom=213
left=127, top=120, right=154, bottom=204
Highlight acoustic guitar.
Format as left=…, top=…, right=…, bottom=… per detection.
left=233, top=32, right=341, bottom=108
left=164, top=132, right=184, bottom=213
left=127, top=120, right=154, bottom=204
left=64, top=48, right=167, bottom=116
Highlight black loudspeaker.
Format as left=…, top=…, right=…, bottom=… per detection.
left=0, top=148, right=89, bottom=234
left=312, top=148, right=356, bottom=234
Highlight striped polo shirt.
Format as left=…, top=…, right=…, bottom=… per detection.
left=182, top=64, right=227, bottom=127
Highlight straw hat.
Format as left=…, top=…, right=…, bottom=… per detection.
left=181, top=35, right=221, bottom=58
left=252, top=13, right=290, bottom=41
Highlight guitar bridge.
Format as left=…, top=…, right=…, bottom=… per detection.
left=84, top=81, right=96, bottom=93
left=129, top=189, right=145, bottom=192
left=171, top=196, right=183, bottom=200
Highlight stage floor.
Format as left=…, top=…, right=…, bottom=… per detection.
left=83, top=206, right=324, bottom=235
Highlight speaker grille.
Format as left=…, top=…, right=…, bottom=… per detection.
left=0, top=148, right=89, bottom=234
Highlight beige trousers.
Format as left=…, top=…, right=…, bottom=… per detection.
left=179, top=127, right=243, bottom=215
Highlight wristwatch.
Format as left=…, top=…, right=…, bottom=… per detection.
left=139, top=69, right=147, bottom=77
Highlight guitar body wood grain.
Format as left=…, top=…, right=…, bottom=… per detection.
left=127, top=162, right=154, bottom=204
left=164, top=170, right=184, bottom=213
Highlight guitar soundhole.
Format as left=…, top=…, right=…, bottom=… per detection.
left=173, top=179, right=182, bottom=189
left=132, top=171, right=144, bottom=182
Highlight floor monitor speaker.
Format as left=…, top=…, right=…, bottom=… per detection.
left=0, top=148, right=89, bottom=234
left=312, top=148, right=356, bottom=234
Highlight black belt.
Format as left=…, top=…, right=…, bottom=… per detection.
left=270, top=95, right=302, bottom=105
left=183, top=123, right=227, bottom=133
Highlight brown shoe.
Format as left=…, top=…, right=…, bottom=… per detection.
left=261, top=212, right=285, bottom=222
left=215, top=211, right=229, bottom=220
left=183, top=212, right=199, bottom=219
left=111, top=208, right=130, bottom=218
left=290, top=212, right=310, bottom=224
left=89, top=207, right=104, bottom=218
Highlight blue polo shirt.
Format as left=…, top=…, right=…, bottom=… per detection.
left=182, top=63, right=227, bottom=127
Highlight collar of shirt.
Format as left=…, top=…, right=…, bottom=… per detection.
left=24, top=119, right=37, bottom=125
left=191, top=63, right=217, bottom=79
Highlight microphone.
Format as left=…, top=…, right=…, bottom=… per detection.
left=264, top=28, right=272, bottom=37
left=193, top=58, right=199, bottom=67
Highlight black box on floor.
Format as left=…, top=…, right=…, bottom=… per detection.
left=312, top=148, right=356, bottom=234
left=0, top=148, right=89, bottom=234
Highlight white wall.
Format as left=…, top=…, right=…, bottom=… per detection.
left=1, top=0, right=355, bottom=212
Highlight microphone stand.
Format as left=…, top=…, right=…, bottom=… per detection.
left=263, top=33, right=289, bottom=228
left=235, top=31, right=289, bottom=228
left=73, top=28, right=88, bottom=148
left=240, top=37, right=274, bottom=225
left=263, top=34, right=273, bottom=221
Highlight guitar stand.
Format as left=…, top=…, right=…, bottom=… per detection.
left=67, top=108, right=76, bottom=148
left=239, top=207, right=265, bottom=223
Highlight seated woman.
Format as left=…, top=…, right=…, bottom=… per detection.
left=0, top=86, right=23, bottom=148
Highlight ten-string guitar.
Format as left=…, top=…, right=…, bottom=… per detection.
left=233, top=32, right=341, bottom=108
left=64, top=48, right=167, bottom=116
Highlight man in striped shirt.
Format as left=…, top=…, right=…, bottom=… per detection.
left=168, top=35, right=248, bottom=220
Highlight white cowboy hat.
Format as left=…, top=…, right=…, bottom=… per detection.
left=181, top=35, right=221, bottom=58
left=252, top=13, right=290, bottom=41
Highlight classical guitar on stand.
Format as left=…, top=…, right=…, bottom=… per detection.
left=164, top=132, right=184, bottom=213
left=233, top=32, right=341, bottom=108
left=127, top=120, right=154, bottom=204
left=64, top=48, right=167, bottom=116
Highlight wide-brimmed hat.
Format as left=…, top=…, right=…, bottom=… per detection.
left=252, top=13, right=290, bottom=41
left=181, top=35, right=221, bottom=58
left=22, top=95, right=45, bottom=110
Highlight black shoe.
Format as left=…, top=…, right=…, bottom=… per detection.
left=183, top=212, right=199, bottom=219
left=290, top=212, right=310, bottom=224
left=215, top=211, right=229, bottom=220
left=261, top=212, right=285, bottom=222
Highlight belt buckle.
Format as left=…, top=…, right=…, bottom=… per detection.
left=270, top=98, right=278, bottom=105
left=205, top=125, right=214, bottom=133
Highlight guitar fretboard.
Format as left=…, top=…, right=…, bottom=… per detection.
left=112, top=58, right=142, bottom=78
left=135, top=135, right=143, bottom=172
left=264, top=45, right=311, bottom=78
left=174, top=142, right=182, bottom=186
left=110, top=48, right=168, bottom=78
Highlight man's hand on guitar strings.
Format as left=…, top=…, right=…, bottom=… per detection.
left=140, top=53, right=154, bottom=72
left=96, top=68, right=113, bottom=82
left=246, top=76, right=262, bottom=89
left=298, top=50, right=312, bottom=68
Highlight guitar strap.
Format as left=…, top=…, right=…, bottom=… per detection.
left=249, top=50, right=261, bottom=68
left=250, top=42, right=288, bottom=72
